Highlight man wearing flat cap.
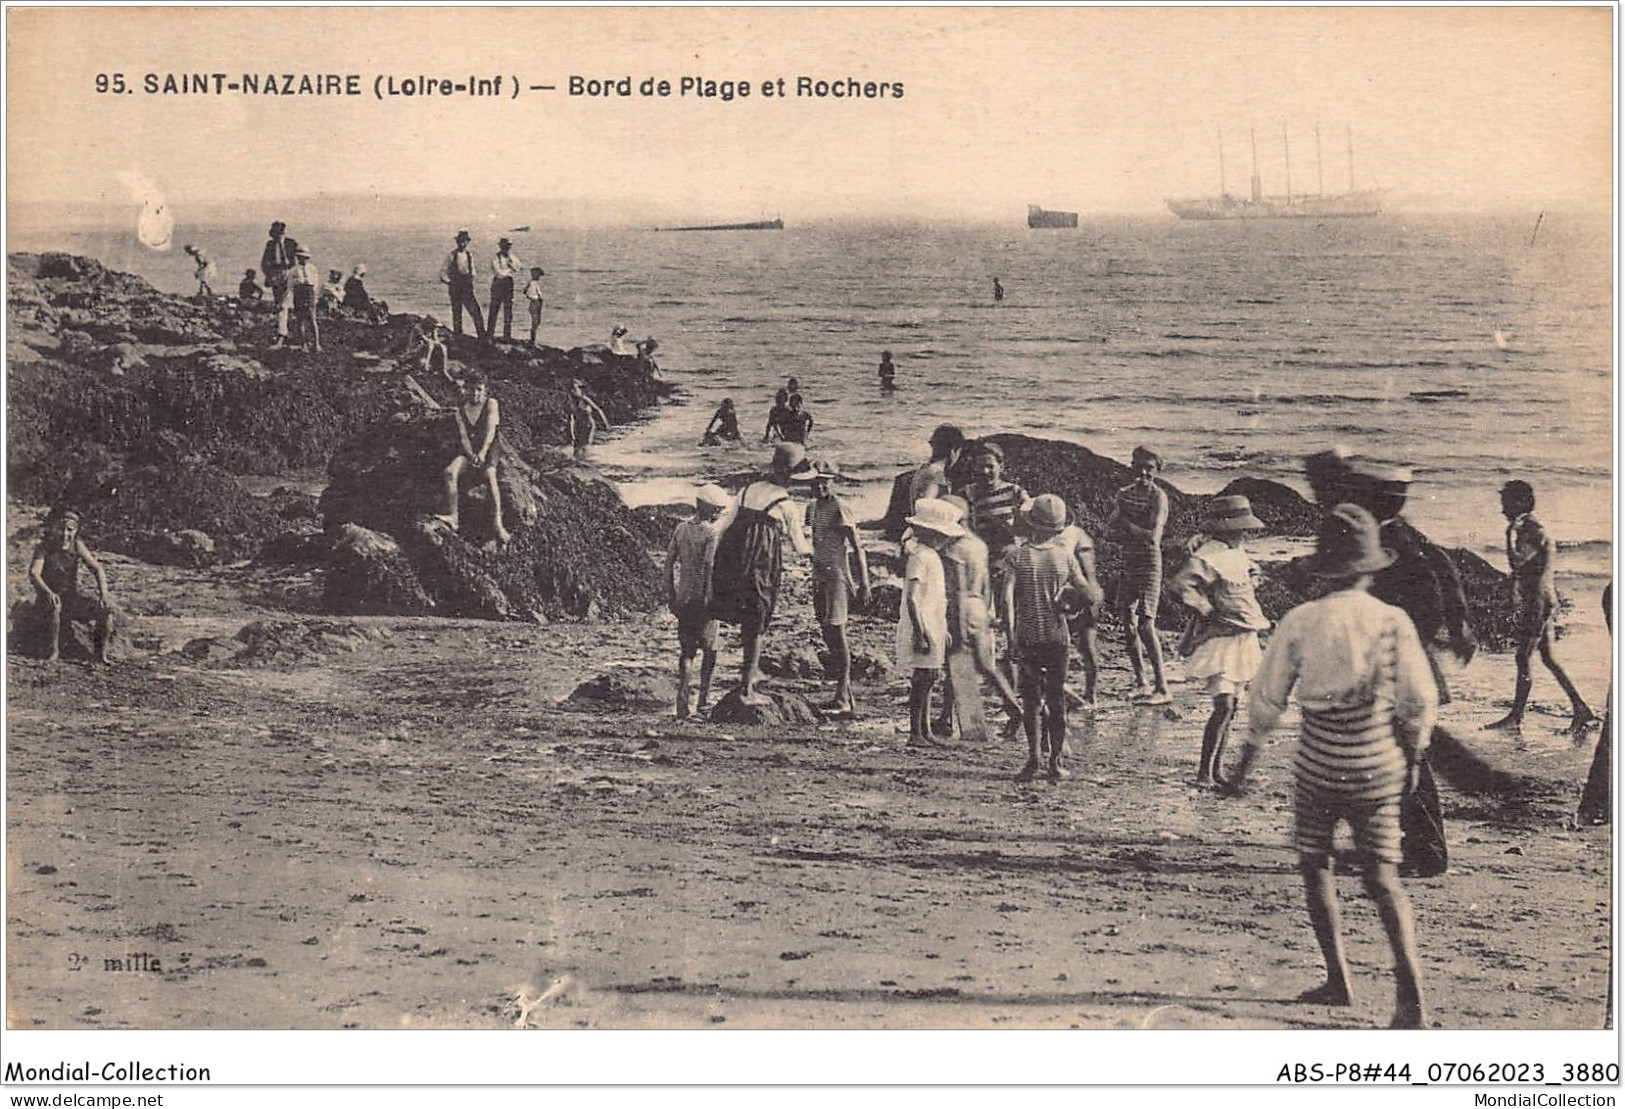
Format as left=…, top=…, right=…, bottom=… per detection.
left=439, top=230, right=488, bottom=340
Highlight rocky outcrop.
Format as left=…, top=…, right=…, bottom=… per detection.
left=7, top=252, right=675, bottom=620
left=879, top=433, right=1515, bottom=648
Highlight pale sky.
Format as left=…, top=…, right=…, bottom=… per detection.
left=6, top=5, right=1615, bottom=222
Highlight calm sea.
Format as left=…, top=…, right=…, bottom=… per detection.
left=14, top=213, right=1614, bottom=576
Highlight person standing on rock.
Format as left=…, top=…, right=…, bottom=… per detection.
left=487, top=237, right=522, bottom=342
left=523, top=266, right=546, bottom=346
left=183, top=244, right=214, bottom=299
left=710, top=442, right=814, bottom=706
left=28, top=508, right=113, bottom=664
left=1107, top=445, right=1171, bottom=705
left=666, top=484, right=729, bottom=719
left=436, top=370, right=510, bottom=548
left=288, top=247, right=322, bottom=353
left=439, top=230, right=487, bottom=340
left=260, top=220, right=299, bottom=348
left=1224, top=504, right=1435, bottom=1029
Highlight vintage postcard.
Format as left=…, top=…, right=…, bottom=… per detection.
left=3, top=4, right=1616, bottom=1098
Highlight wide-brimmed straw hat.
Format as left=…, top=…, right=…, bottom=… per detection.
left=1311, top=503, right=1396, bottom=577
left=907, top=498, right=966, bottom=538
left=294, top=247, right=311, bottom=258
left=695, top=484, right=731, bottom=509
left=808, top=457, right=841, bottom=480
left=1202, top=495, right=1265, bottom=534
left=1024, top=493, right=1068, bottom=533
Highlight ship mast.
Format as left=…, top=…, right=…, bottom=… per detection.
left=1282, top=121, right=1292, bottom=204
left=1249, top=128, right=1261, bottom=203
left=1315, top=122, right=1324, bottom=197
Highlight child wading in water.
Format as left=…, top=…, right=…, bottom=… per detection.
left=1485, top=479, right=1596, bottom=736
left=1171, top=495, right=1271, bottom=786
left=1225, top=504, right=1436, bottom=1029
left=28, top=508, right=114, bottom=663
left=897, top=499, right=959, bottom=747
left=665, top=485, right=729, bottom=719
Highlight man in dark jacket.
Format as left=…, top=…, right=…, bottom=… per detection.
left=260, top=221, right=299, bottom=348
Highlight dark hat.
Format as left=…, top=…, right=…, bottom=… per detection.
left=1201, top=495, right=1265, bottom=534
left=455, top=230, right=471, bottom=242
left=269, top=221, right=286, bottom=234
left=498, top=236, right=513, bottom=247
left=1311, top=503, right=1396, bottom=577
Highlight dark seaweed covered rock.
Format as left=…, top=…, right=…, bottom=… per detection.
left=7, top=252, right=673, bottom=619
left=879, top=433, right=1512, bottom=645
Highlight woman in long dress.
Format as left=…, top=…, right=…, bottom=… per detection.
left=709, top=442, right=813, bottom=705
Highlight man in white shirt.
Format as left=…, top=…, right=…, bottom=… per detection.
left=486, top=236, right=522, bottom=341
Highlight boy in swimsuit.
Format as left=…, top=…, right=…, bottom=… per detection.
left=566, top=378, right=610, bottom=460
left=436, top=371, right=510, bottom=546
left=1485, top=480, right=1595, bottom=735
left=1226, top=504, right=1435, bottom=1029
left=701, top=398, right=742, bottom=445
left=806, top=460, right=871, bottom=716
left=1107, top=446, right=1171, bottom=704
left=28, top=509, right=114, bottom=663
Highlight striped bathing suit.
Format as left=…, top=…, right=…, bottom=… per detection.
left=1113, top=480, right=1167, bottom=619
left=1247, top=589, right=1439, bottom=865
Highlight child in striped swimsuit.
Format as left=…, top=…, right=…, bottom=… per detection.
left=1107, top=446, right=1171, bottom=704
left=1225, top=504, right=1437, bottom=1029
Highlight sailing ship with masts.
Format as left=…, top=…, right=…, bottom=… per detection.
left=1167, top=124, right=1383, bottom=220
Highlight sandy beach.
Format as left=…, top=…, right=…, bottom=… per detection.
left=5, top=517, right=1612, bottom=1032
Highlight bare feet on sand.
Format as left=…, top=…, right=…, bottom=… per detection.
left=1297, top=982, right=1353, bottom=1006
left=1483, top=712, right=1523, bottom=732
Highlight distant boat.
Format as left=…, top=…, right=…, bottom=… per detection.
left=509, top=225, right=531, bottom=232
left=659, top=218, right=784, bottom=232
left=1167, top=125, right=1384, bottom=221
left=1027, top=204, right=1078, bottom=229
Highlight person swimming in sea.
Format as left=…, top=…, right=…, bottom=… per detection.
left=878, top=351, right=897, bottom=391
left=701, top=397, right=742, bottom=446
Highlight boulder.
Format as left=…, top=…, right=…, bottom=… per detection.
left=707, top=687, right=821, bottom=727
left=566, top=668, right=676, bottom=711
left=324, top=523, right=435, bottom=615
left=7, top=598, right=124, bottom=661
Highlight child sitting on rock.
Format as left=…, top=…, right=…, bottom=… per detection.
left=27, top=508, right=114, bottom=663
left=435, top=370, right=510, bottom=547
